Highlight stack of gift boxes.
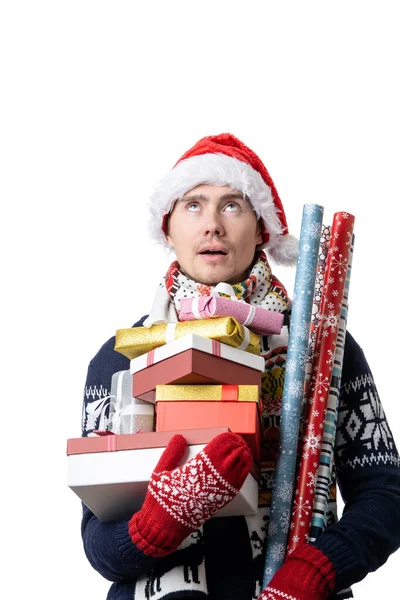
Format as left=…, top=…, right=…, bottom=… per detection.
left=67, top=296, right=284, bottom=523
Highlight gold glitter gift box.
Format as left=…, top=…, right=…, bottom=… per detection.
left=155, top=384, right=260, bottom=402
left=115, top=317, right=260, bottom=360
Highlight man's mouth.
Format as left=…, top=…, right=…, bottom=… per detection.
left=199, top=250, right=227, bottom=255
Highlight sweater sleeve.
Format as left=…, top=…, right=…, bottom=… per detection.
left=80, top=318, right=160, bottom=583
left=313, top=332, right=400, bottom=592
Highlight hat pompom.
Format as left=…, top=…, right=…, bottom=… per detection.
left=265, top=233, right=299, bottom=267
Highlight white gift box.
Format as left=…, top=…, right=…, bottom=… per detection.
left=130, top=333, right=266, bottom=375
left=110, top=370, right=154, bottom=434
left=67, top=428, right=259, bottom=522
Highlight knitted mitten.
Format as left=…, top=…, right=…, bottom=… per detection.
left=258, top=544, right=336, bottom=600
left=129, top=432, right=252, bottom=557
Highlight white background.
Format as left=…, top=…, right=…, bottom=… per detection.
left=1, top=1, right=399, bottom=598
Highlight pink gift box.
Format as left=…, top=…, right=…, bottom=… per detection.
left=179, top=296, right=283, bottom=336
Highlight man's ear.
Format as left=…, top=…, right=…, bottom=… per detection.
left=256, top=220, right=263, bottom=245
left=166, top=233, right=174, bottom=249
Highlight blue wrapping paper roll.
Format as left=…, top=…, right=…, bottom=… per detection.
left=262, top=204, right=323, bottom=588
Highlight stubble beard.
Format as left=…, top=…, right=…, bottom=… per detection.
left=188, top=262, right=241, bottom=287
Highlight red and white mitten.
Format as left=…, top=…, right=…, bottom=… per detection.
left=129, top=431, right=252, bottom=557
left=259, top=544, right=336, bottom=600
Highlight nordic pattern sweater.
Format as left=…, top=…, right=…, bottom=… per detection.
left=80, top=316, right=400, bottom=599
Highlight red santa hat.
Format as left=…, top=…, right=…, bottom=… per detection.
left=149, top=133, right=298, bottom=266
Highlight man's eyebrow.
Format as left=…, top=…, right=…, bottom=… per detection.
left=180, top=192, right=245, bottom=202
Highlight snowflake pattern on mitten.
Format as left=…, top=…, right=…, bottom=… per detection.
left=149, top=449, right=239, bottom=530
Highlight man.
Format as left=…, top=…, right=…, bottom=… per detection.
left=81, top=133, right=400, bottom=599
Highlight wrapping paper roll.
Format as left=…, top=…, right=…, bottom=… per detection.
left=309, top=233, right=354, bottom=542
left=179, top=295, right=284, bottom=336
left=115, top=317, right=260, bottom=359
left=262, top=204, right=324, bottom=587
left=287, top=212, right=355, bottom=554
left=304, top=225, right=331, bottom=389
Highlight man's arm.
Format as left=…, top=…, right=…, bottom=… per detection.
left=312, top=331, right=400, bottom=591
left=80, top=320, right=160, bottom=582
left=259, top=332, right=400, bottom=600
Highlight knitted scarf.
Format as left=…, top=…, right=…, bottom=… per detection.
left=135, top=251, right=294, bottom=599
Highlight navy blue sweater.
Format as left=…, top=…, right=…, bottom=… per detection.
left=80, top=316, right=400, bottom=599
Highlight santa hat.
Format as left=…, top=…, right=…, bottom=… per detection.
left=148, top=133, right=298, bottom=266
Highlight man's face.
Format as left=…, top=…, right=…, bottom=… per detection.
left=166, top=184, right=263, bottom=285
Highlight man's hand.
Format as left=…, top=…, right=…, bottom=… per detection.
left=258, top=544, right=336, bottom=600
left=129, top=431, right=252, bottom=557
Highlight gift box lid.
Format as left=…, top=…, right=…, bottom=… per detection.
left=155, top=384, right=260, bottom=402
left=67, top=427, right=230, bottom=456
left=130, top=333, right=265, bottom=374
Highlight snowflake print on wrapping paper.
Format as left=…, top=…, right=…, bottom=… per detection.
left=286, top=359, right=297, bottom=375
left=288, top=379, right=304, bottom=399
left=311, top=372, right=330, bottom=396
left=326, top=349, right=335, bottom=364
left=306, top=470, right=318, bottom=490
left=302, top=424, right=322, bottom=459
left=304, top=204, right=317, bottom=215
left=331, top=253, right=348, bottom=275
left=298, top=348, right=309, bottom=372
left=264, top=566, right=273, bottom=578
left=270, top=542, right=286, bottom=562
left=268, top=521, right=278, bottom=537
left=283, top=419, right=301, bottom=445
left=276, top=480, right=294, bottom=503
left=292, top=534, right=300, bottom=544
left=308, top=221, right=322, bottom=240
left=292, top=495, right=311, bottom=518
left=322, top=310, right=340, bottom=333
left=280, top=509, right=290, bottom=533
left=294, top=321, right=311, bottom=342
left=292, top=293, right=307, bottom=314
left=302, top=267, right=318, bottom=287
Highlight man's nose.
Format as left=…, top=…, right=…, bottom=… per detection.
left=203, top=209, right=225, bottom=237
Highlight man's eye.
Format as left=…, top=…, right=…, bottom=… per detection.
left=187, top=203, right=200, bottom=211
left=224, top=202, right=238, bottom=211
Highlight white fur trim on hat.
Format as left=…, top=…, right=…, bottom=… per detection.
left=148, top=153, right=298, bottom=266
